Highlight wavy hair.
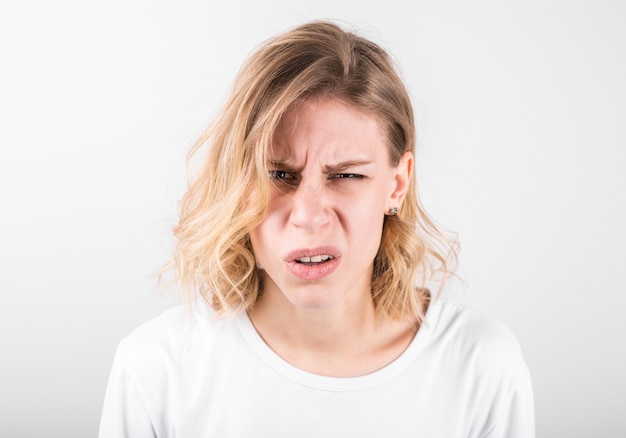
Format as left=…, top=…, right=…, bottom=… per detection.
left=170, top=21, right=457, bottom=322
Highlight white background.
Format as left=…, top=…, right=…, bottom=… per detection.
left=1, top=1, right=624, bottom=436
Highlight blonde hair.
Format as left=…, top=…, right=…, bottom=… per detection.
left=171, top=21, right=457, bottom=322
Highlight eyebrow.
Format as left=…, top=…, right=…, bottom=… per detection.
left=269, top=160, right=299, bottom=172
left=323, top=160, right=373, bottom=173
left=269, top=159, right=373, bottom=173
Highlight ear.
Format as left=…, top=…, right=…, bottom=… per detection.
left=387, top=151, right=413, bottom=212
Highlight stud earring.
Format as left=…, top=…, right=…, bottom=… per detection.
left=386, top=206, right=399, bottom=216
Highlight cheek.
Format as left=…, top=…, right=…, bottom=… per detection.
left=338, top=194, right=386, bottom=242
left=248, top=205, right=283, bottom=263
left=248, top=227, right=270, bottom=272
left=339, top=181, right=388, bottom=217
left=249, top=221, right=270, bottom=253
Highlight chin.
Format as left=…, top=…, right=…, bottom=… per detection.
left=284, top=287, right=342, bottom=310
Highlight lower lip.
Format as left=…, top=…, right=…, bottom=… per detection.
left=286, top=258, right=340, bottom=281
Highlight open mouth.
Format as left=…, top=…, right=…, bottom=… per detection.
left=286, top=248, right=340, bottom=280
left=295, top=255, right=334, bottom=266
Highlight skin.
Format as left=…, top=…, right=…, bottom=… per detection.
left=248, top=96, right=415, bottom=377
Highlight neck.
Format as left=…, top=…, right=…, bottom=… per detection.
left=248, top=278, right=418, bottom=377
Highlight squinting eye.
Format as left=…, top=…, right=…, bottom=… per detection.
left=331, top=173, right=364, bottom=179
left=269, top=170, right=287, bottom=179
left=269, top=170, right=297, bottom=182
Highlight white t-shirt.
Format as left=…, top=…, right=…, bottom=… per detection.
left=99, top=299, right=535, bottom=437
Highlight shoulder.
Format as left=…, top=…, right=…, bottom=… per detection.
left=423, top=300, right=534, bottom=434
left=428, top=299, right=530, bottom=384
left=432, top=300, right=525, bottom=358
left=114, top=304, right=230, bottom=377
left=102, top=305, right=244, bottom=433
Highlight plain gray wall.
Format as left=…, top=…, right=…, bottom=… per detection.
left=1, top=0, right=624, bottom=436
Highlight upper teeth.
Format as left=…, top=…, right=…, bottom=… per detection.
left=297, top=255, right=332, bottom=263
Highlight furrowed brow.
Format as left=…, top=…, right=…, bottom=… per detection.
left=269, top=160, right=301, bottom=172
left=323, top=160, right=373, bottom=173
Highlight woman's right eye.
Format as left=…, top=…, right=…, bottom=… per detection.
left=269, top=170, right=297, bottom=184
left=269, top=170, right=287, bottom=179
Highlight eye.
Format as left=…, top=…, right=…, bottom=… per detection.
left=269, top=170, right=295, bottom=180
left=269, top=170, right=298, bottom=185
left=329, top=173, right=365, bottom=180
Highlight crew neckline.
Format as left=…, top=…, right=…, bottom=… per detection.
left=235, top=299, right=443, bottom=392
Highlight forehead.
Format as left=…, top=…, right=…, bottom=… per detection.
left=270, top=97, right=389, bottom=164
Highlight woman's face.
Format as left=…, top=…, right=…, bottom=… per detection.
left=249, top=97, right=412, bottom=311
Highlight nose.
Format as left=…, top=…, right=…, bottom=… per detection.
left=288, top=180, right=330, bottom=232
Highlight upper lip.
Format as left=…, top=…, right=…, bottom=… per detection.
left=285, top=246, right=341, bottom=262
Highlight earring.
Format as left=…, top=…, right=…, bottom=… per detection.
left=386, top=206, right=399, bottom=216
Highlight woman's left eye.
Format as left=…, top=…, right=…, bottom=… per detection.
left=330, top=173, right=364, bottom=180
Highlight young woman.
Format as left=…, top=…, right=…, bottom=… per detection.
left=99, top=21, right=535, bottom=437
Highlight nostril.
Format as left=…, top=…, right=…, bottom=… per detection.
left=289, top=190, right=330, bottom=232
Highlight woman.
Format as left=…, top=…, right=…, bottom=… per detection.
left=99, top=21, right=534, bottom=437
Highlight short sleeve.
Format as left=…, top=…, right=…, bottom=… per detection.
left=98, top=342, right=157, bottom=438
left=484, top=369, right=535, bottom=438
